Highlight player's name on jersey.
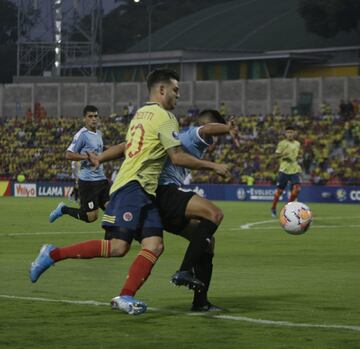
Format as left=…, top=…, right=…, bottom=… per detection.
left=134, top=111, right=154, bottom=121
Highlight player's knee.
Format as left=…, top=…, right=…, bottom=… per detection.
left=153, top=242, right=164, bottom=257
left=141, top=235, right=164, bottom=257
left=293, top=184, right=301, bottom=192
left=146, top=242, right=164, bottom=257
left=209, top=207, right=223, bottom=225
left=110, top=240, right=129, bottom=257
left=87, top=210, right=98, bottom=222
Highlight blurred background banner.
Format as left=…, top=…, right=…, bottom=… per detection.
left=8, top=181, right=360, bottom=203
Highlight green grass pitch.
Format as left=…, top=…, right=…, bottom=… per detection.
left=0, top=197, right=359, bottom=349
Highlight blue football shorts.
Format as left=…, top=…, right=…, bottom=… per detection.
left=102, top=180, right=163, bottom=243
left=276, top=171, right=301, bottom=190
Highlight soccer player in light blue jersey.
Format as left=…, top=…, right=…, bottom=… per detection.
left=156, top=109, right=238, bottom=311
left=49, top=105, right=111, bottom=224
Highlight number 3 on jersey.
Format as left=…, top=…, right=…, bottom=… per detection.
left=126, top=123, right=145, bottom=158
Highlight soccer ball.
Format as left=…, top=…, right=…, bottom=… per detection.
left=279, top=201, right=312, bottom=235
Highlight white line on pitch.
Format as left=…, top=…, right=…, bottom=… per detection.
left=231, top=216, right=360, bottom=231
left=0, top=231, right=100, bottom=237
left=1, top=294, right=359, bottom=332
left=231, top=224, right=360, bottom=231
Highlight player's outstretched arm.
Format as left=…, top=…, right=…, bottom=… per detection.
left=98, top=143, right=126, bottom=163
left=199, top=117, right=239, bottom=147
left=65, top=150, right=89, bottom=161
left=167, top=146, right=230, bottom=177
left=198, top=123, right=232, bottom=137
left=87, top=143, right=126, bottom=168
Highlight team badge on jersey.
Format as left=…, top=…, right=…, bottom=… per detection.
left=88, top=201, right=94, bottom=209
left=172, top=131, right=179, bottom=140
left=123, top=212, right=133, bottom=222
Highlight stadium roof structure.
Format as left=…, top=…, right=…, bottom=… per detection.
left=63, top=0, right=359, bottom=81
left=127, top=0, right=360, bottom=53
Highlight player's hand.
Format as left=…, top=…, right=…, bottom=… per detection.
left=86, top=151, right=100, bottom=168
left=213, top=163, right=230, bottom=177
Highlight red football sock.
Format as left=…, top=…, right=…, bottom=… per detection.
left=50, top=240, right=111, bottom=261
left=289, top=184, right=301, bottom=202
left=289, top=191, right=298, bottom=202
left=272, top=189, right=282, bottom=209
left=120, top=249, right=158, bottom=297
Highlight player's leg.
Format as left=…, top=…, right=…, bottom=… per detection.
left=178, top=221, right=221, bottom=311
left=73, top=180, right=80, bottom=202
left=49, top=179, right=100, bottom=223
left=271, top=172, right=286, bottom=217
left=107, top=182, right=163, bottom=315
left=177, top=194, right=223, bottom=275
left=112, top=233, right=163, bottom=315
left=156, top=185, right=206, bottom=290
left=289, top=174, right=301, bottom=202
left=29, top=238, right=130, bottom=283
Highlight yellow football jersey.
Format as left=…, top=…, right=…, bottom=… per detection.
left=110, top=103, right=181, bottom=195
left=276, top=139, right=301, bottom=174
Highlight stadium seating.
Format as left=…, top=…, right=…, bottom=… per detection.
left=0, top=111, right=359, bottom=185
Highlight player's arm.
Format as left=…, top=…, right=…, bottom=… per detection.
left=297, top=144, right=303, bottom=161
left=65, top=150, right=89, bottom=161
left=275, top=142, right=290, bottom=161
left=66, top=132, right=88, bottom=161
left=97, top=143, right=126, bottom=163
left=198, top=117, right=240, bottom=147
left=167, top=146, right=230, bottom=177
left=198, top=123, right=231, bottom=137
left=87, top=142, right=126, bottom=168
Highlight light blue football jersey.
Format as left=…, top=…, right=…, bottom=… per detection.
left=158, top=126, right=213, bottom=186
left=67, top=127, right=106, bottom=181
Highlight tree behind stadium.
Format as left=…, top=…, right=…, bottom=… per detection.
left=298, top=0, right=360, bottom=38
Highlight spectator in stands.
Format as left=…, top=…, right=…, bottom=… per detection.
left=219, top=102, right=227, bottom=118
left=128, top=102, right=135, bottom=118
left=0, top=101, right=359, bottom=186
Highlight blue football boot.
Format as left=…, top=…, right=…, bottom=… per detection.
left=49, top=202, right=65, bottom=223
left=111, top=296, right=147, bottom=315
left=29, top=244, right=56, bottom=283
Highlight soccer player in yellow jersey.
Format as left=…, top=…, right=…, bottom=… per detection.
left=29, top=69, right=229, bottom=315
left=271, top=126, right=302, bottom=217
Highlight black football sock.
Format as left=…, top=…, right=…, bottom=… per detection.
left=193, top=252, right=214, bottom=306
left=61, top=206, right=90, bottom=222
left=179, top=219, right=217, bottom=272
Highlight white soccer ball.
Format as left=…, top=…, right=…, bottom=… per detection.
left=279, top=201, right=312, bottom=235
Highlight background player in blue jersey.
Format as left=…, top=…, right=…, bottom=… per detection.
left=49, top=105, right=111, bottom=223
left=156, top=109, right=239, bottom=311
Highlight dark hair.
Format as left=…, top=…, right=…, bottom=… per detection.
left=199, top=109, right=226, bottom=124
left=83, top=105, right=98, bottom=116
left=285, top=125, right=295, bottom=131
left=146, top=69, right=180, bottom=91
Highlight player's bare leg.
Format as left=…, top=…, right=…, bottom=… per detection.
left=289, top=184, right=301, bottom=202
left=271, top=188, right=283, bottom=217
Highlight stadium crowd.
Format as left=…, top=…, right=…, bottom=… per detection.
left=0, top=105, right=359, bottom=186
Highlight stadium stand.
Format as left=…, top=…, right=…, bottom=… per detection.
left=0, top=116, right=127, bottom=182
left=1, top=106, right=359, bottom=186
